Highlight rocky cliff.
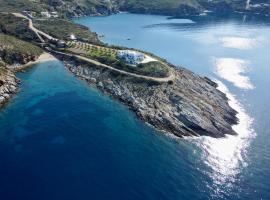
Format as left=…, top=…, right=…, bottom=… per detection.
left=61, top=56, right=238, bottom=138
left=0, top=67, right=19, bottom=107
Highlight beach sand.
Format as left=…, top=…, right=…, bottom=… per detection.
left=21, top=52, right=57, bottom=69
left=8, top=52, right=57, bottom=72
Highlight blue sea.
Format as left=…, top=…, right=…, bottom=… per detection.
left=0, top=13, right=269, bottom=199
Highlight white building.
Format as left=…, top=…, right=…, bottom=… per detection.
left=117, top=50, right=145, bottom=65
left=70, top=34, right=77, bottom=40
left=41, top=11, right=51, bottom=18
left=40, top=11, right=59, bottom=18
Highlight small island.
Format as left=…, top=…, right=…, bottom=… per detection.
left=0, top=10, right=238, bottom=138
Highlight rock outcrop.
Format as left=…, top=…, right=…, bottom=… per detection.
left=0, top=69, right=19, bottom=107
left=61, top=57, right=238, bottom=138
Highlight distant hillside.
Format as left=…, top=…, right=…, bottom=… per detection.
left=41, top=0, right=118, bottom=17
left=116, top=0, right=203, bottom=15
left=115, top=0, right=270, bottom=16
left=0, top=0, right=117, bottom=17
left=0, top=0, right=269, bottom=17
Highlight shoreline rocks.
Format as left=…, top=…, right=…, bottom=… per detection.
left=62, top=57, right=238, bottom=138
left=0, top=69, right=20, bottom=107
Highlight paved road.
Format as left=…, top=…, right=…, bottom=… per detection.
left=12, top=12, right=175, bottom=83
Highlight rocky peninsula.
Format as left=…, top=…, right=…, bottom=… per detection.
left=60, top=56, right=238, bottom=138
left=0, top=11, right=238, bottom=138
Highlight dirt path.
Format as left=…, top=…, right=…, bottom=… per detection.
left=13, top=13, right=56, bottom=42
left=52, top=49, right=175, bottom=83
left=12, top=12, right=175, bottom=83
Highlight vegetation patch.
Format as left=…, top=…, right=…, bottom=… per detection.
left=66, top=41, right=170, bottom=78
left=0, top=34, right=43, bottom=65
left=0, top=13, right=38, bottom=41
left=118, top=0, right=202, bottom=15
left=0, top=0, right=46, bottom=13
left=34, top=19, right=100, bottom=44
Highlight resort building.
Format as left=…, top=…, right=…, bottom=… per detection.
left=117, top=50, right=145, bottom=65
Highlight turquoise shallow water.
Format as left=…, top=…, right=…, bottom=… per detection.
left=0, top=13, right=269, bottom=199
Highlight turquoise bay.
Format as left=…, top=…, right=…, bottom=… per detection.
left=0, top=13, right=269, bottom=199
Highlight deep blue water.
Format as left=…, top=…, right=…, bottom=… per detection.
left=0, top=13, right=269, bottom=199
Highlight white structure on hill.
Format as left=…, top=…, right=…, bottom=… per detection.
left=40, top=11, right=58, bottom=18
left=41, top=11, right=51, bottom=18
left=70, top=34, right=77, bottom=40
left=117, top=50, right=145, bottom=65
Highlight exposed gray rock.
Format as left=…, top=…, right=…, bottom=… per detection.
left=0, top=70, right=19, bottom=107
left=62, top=58, right=238, bottom=138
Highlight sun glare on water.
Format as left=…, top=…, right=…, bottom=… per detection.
left=214, top=58, right=254, bottom=90
left=189, top=81, right=255, bottom=196
left=220, top=37, right=259, bottom=50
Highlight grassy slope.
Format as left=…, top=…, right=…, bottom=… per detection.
left=0, top=0, right=115, bottom=17
left=0, top=13, right=38, bottom=41
left=0, top=34, right=43, bottom=65
left=0, top=0, right=48, bottom=12
left=33, top=18, right=100, bottom=43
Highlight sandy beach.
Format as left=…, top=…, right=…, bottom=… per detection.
left=7, top=52, right=57, bottom=72
left=20, top=52, right=57, bottom=69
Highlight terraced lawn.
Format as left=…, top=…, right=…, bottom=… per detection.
left=66, top=41, right=170, bottom=78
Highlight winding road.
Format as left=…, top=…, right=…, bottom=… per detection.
left=12, top=12, right=175, bottom=83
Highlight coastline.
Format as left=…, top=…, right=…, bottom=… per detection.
left=61, top=56, right=238, bottom=138
left=0, top=52, right=56, bottom=108
left=0, top=12, right=240, bottom=137
left=13, top=52, right=57, bottom=72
